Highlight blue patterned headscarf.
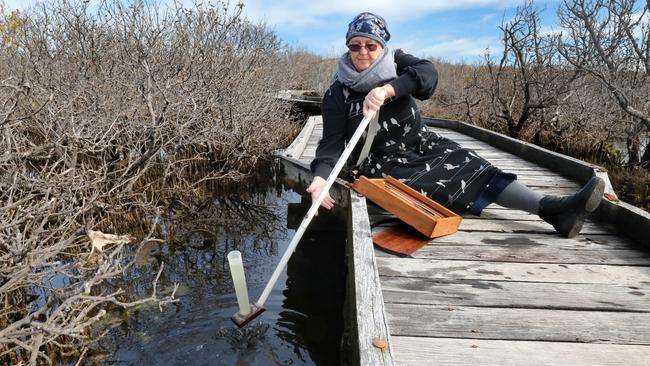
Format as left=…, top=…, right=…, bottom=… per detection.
left=345, top=12, right=391, bottom=47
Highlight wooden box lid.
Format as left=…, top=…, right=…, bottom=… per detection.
left=352, top=175, right=462, bottom=238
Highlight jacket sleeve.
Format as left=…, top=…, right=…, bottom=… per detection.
left=388, top=49, right=438, bottom=100
left=310, top=84, right=347, bottom=179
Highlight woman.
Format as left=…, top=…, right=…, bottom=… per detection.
left=307, top=12, right=604, bottom=238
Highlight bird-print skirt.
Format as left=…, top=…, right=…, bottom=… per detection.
left=357, top=131, right=509, bottom=215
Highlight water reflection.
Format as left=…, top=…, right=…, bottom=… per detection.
left=87, top=161, right=346, bottom=365
left=276, top=226, right=346, bottom=365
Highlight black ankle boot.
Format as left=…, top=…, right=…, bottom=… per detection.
left=538, top=176, right=605, bottom=238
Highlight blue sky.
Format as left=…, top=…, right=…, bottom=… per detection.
left=5, top=0, right=561, bottom=63
left=238, top=0, right=561, bottom=62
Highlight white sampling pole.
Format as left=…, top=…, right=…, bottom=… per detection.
left=227, top=250, right=251, bottom=316
left=256, top=92, right=385, bottom=307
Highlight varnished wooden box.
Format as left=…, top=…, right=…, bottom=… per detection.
left=352, top=175, right=462, bottom=238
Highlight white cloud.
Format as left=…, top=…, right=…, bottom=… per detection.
left=631, top=10, right=649, bottom=40
left=632, top=10, right=649, bottom=24
left=241, top=0, right=524, bottom=26
left=2, top=0, right=523, bottom=64
left=415, top=36, right=500, bottom=62
left=3, top=0, right=40, bottom=11
left=538, top=24, right=561, bottom=37
left=480, top=12, right=499, bottom=23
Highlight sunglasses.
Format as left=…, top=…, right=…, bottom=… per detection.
left=347, top=43, right=379, bottom=52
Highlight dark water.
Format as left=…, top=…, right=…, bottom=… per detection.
left=89, top=160, right=347, bottom=365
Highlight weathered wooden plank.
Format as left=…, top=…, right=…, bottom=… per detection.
left=474, top=209, right=562, bottom=221
left=390, top=337, right=650, bottom=366
left=498, top=176, right=580, bottom=188
left=457, top=218, right=613, bottom=234
left=470, top=153, right=557, bottom=161
left=305, top=141, right=319, bottom=153
left=371, top=213, right=613, bottom=234
left=376, top=257, right=650, bottom=285
left=381, top=277, right=650, bottom=311
left=375, top=242, right=650, bottom=265
left=474, top=205, right=599, bottom=219
left=386, top=303, right=650, bottom=344
left=368, top=215, right=643, bottom=248
left=372, top=230, right=650, bottom=264
left=449, top=148, right=521, bottom=155
left=495, top=171, right=585, bottom=178
left=300, top=150, right=317, bottom=160
left=348, top=193, right=395, bottom=365
left=487, top=165, right=557, bottom=172
left=449, top=144, right=516, bottom=150
left=598, top=199, right=650, bottom=250
left=409, top=230, right=643, bottom=249
left=284, top=115, right=318, bottom=159
left=488, top=162, right=567, bottom=171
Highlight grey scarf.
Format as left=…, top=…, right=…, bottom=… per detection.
left=334, top=48, right=396, bottom=93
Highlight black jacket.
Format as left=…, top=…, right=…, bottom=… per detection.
left=311, top=49, right=438, bottom=179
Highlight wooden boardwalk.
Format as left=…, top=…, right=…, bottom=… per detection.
left=281, top=116, right=650, bottom=366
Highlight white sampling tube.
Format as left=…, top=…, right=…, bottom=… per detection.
left=227, top=250, right=251, bottom=316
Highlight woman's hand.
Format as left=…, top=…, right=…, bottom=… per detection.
left=363, top=84, right=395, bottom=117
left=306, top=176, right=335, bottom=216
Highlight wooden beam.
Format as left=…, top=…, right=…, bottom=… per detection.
left=348, top=192, right=395, bottom=365
left=371, top=214, right=613, bottom=235
left=284, top=115, right=318, bottom=159
left=381, top=276, right=650, bottom=311
left=390, top=337, right=650, bottom=366
left=386, top=303, right=650, bottom=344
left=376, top=257, right=650, bottom=285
